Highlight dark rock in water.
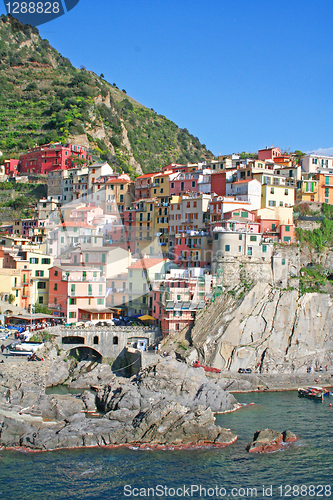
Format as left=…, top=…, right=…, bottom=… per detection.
left=247, top=429, right=297, bottom=453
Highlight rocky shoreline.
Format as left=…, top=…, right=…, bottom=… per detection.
left=0, top=351, right=239, bottom=451
left=0, top=343, right=327, bottom=453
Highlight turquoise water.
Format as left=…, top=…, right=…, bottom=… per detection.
left=1, top=391, right=333, bottom=500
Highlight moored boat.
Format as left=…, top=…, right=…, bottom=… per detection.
left=298, top=386, right=326, bottom=399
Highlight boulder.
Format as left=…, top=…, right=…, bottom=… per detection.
left=247, top=429, right=297, bottom=453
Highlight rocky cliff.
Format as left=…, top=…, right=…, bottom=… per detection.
left=186, top=283, right=333, bottom=373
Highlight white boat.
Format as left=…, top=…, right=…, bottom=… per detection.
left=14, top=343, right=43, bottom=353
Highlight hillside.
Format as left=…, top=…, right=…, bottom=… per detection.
left=0, top=15, right=215, bottom=175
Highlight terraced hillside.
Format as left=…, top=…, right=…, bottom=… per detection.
left=0, top=15, right=215, bottom=175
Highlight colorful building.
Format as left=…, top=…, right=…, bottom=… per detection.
left=19, top=143, right=89, bottom=175
left=48, top=265, right=107, bottom=323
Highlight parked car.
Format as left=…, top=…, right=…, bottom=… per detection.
left=238, top=368, right=252, bottom=374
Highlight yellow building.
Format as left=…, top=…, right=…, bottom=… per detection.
left=134, top=198, right=159, bottom=255
left=149, top=172, right=170, bottom=200
left=296, top=178, right=319, bottom=203
left=253, top=172, right=295, bottom=209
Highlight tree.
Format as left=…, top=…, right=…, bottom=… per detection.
left=34, top=304, right=52, bottom=315
left=8, top=294, right=15, bottom=304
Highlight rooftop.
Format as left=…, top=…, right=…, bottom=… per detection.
left=128, top=258, right=167, bottom=270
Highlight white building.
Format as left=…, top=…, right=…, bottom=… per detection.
left=301, top=154, right=333, bottom=173
left=226, top=179, right=262, bottom=211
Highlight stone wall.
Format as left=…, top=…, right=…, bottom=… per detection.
left=296, top=220, right=321, bottom=231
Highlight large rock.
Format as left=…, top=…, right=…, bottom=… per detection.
left=0, top=358, right=238, bottom=450
left=247, top=429, right=297, bottom=453
left=189, top=284, right=333, bottom=373
left=96, top=359, right=238, bottom=414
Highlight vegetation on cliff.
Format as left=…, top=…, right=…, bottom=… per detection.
left=0, top=15, right=214, bottom=175
left=296, top=203, right=333, bottom=251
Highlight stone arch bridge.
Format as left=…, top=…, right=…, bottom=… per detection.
left=53, top=326, right=159, bottom=363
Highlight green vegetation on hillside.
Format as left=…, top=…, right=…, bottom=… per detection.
left=0, top=15, right=215, bottom=174
left=0, top=182, right=46, bottom=221
left=296, top=203, right=333, bottom=251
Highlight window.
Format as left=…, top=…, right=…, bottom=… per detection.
left=250, top=235, right=257, bottom=241
left=99, top=285, right=103, bottom=296
left=54, top=283, right=57, bottom=291
left=284, top=237, right=291, bottom=243
left=269, top=200, right=276, bottom=207
left=285, top=189, right=289, bottom=195
left=41, top=258, right=51, bottom=264
left=54, top=298, right=57, bottom=304
left=238, top=234, right=243, bottom=240
left=88, top=284, right=92, bottom=296
left=29, top=258, right=39, bottom=264
left=61, top=237, right=64, bottom=244
left=69, top=298, right=76, bottom=305
left=262, top=245, right=267, bottom=253
left=54, top=270, right=58, bottom=277
left=192, top=181, right=195, bottom=187
left=326, top=176, right=330, bottom=185
left=97, top=298, right=104, bottom=305
left=225, top=245, right=230, bottom=252
left=38, top=296, right=43, bottom=304
left=71, top=284, right=75, bottom=296
left=239, top=245, right=241, bottom=252
left=312, top=158, right=318, bottom=164
left=35, top=270, right=44, bottom=277
left=272, top=223, right=276, bottom=230
left=171, top=182, right=174, bottom=189
left=37, top=281, right=46, bottom=289
left=85, top=254, right=89, bottom=263
left=113, top=336, right=118, bottom=345
left=285, top=226, right=290, bottom=232
left=270, top=187, right=274, bottom=194
left=93, top=336, right=99, bottom=345
left=282, top=258, right=286, bottom=265
left=247, top=247, right=252, bottom=256
left=69, top=312, right=77, bottom=319
left=241, top=211, right=248, bottom=218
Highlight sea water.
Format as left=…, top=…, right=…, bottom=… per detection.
left=0, top=391, right=332, bottom=500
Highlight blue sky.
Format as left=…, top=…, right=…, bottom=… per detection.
left=2, top=0, right=333, bottom=156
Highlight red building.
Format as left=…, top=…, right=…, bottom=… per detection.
left=4, top=159, right=19, bottom=177
left=19, top=143, right=90, bottom=175
left=211, top=171, right=227, bottom=196
left=135, top=173, right=155, bottom=199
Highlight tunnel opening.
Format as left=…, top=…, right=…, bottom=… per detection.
left=68, top=346, right=102, bottom=363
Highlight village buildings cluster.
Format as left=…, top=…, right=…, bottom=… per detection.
left=0, top=142, right=331, bottom=336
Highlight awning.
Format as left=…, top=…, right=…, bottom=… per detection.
left=138, top=315, right=156, bottom=321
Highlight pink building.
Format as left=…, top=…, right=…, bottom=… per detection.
left=170, top=172, right=198, bottom=196
left=48, top=265, right=107, bottom=323
left=69, top=204, right=104, bottom=226
left=153, top=274, right=212, bottom=337
left=258, top=147, right=282, bottom=161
